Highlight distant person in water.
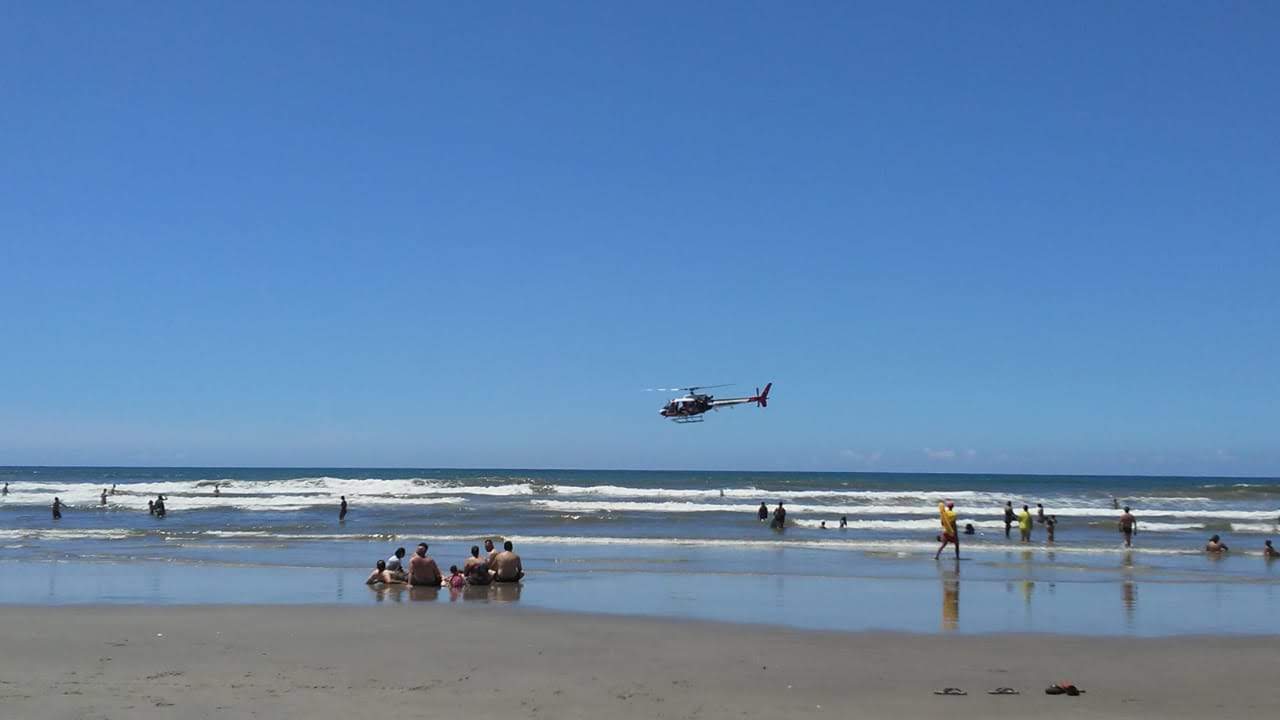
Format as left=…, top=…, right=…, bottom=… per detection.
left=365, top=559, right=401, bottom=585
left=213, top=484, right=219, bottom=496
left=110, top=483, right=117, bottom=496
left=819, top=521, right=827, bottom=529
left=52, top=497, right=63, bottom=520
left=407, top=543, right=442, bottom=587
left=484, top=538, right=498, bottom=563
left=1046, top=515, right=1057, bottom=542
left=770, top=503, right=786, bottom=530
left=1264, top=540, right=1278, bottom=559
left=1018, top=505, right=1032, bottom=542
left=148, top=499, right=155, bottom=515
left=338, top=496, right=348, bottom=521
left=1003, top=501, right=1015, bottom=538
left=1036, top=503, right=1046, bottom=524
left=1119, top=506, right=1137, bottom=547
left=2, top=482, right=7, bottom=495
left=839, top=516, right=848, bottom=529
left=491, top=541, right=524, bottom=583
left=757, top=502, right=769, bottom=521
left=154, top=495, right=166, bottom=518
left=963, top=523, right=976, bottom=535
left=101, top=489, right=108, bottom=505
left=935, top=500, right=959, bottom=559
left=1205, top=535, right=1229, bottom=553
left=1112, top=497, right=1120, bottom=510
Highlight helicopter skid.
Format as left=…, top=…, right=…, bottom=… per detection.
left=669, top=416, right=705, bottom=424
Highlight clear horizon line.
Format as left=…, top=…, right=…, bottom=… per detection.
left=0, top=464, right=1275, bottom=481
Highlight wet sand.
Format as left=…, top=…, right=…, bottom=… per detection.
left=1, top=604, right=1276, bottom=719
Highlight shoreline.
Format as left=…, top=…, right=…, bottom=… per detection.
left=3, top=604, right=1278, bottom=719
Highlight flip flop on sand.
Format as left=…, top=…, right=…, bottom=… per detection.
left=933, top=688, right=967, bottom=696
left=1045, top=683, right=1083, bottom=696
left=987, top=687, right=1020, bottom=695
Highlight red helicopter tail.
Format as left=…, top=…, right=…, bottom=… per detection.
left=754, top=383, right=772, bottom=408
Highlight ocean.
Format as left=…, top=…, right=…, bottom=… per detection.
left=3, top=467, right=1279, bottom=635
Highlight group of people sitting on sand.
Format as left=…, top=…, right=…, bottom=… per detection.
left=366, top=539, right=525, bottom=588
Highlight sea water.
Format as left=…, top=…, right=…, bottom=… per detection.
left=2, top=467, right=1278, bottom=635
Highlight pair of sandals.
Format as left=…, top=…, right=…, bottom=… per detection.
left=932, top=687, right=1020, bottom=696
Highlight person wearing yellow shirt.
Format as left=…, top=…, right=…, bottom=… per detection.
left=935, top=500, right=959, bottom=560
left=1018, top=504, right=1033, bottom=542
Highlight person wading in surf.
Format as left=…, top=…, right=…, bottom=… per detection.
left=935, top=500, right=959, bottom=560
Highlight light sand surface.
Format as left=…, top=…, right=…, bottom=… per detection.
left=1, top=604, right=1276, bottom=719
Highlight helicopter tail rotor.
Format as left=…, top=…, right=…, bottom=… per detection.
left=753, top=382, right=772, bottom=408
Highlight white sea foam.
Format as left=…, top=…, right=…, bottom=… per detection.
left=530, top=499, right=1280, bottom=521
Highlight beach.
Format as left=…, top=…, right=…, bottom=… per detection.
left=2, top=604, right=1278, bottom=719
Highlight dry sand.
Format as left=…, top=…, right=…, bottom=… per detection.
left=1, top=604, right=1276, bottom=719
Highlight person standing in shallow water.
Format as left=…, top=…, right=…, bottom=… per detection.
left=1018, top=505, right=1033, bottom=542
left=935, top=500, right=959, bottom=560
left=1119, top=506, right=1137, bottom=547
left=52, top=497, right=63, bottom=520
left=770, top=502, right=786, bottom=530
left=757, top=502, right=768, bottom=521
left=1003, top=501, right=1015, bottom=538
left=101, top=489, right=108, bottom=505
left=339, top=496, right=348, bottom=522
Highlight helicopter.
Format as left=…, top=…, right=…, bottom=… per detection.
left=655, top=383, right=772, bottom=423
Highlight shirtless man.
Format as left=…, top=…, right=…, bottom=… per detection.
left=101, top=489, right=108, bottom=505
left=1119, top=506, right=1137, bottom=547
left=52, top=497, right=63, bottom=520
left=463, top=545, right=492, bottom=585
left=484, top=538, right=498, bottom=564
left=1003, top=501, right=1015, bottom=538
left=757, top=502, right=769, bottom=521
left=1205, top=534, right=1229, bottom=553
left=407, top=543, right=442, bottom=587
left=490, top=541, right=524, bottom=583
left=770, top=502, right=786, bottom=530
left=338, top=496, right=347, bottom=522
left=365, top=560, right=402, bottom=585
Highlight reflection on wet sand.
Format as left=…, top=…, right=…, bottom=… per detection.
left=939, top=559, right=959, bottom=631
left=368, top=583, right=523, bottom=604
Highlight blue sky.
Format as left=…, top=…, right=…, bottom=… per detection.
left=2, top=2, right=1277, bottom=475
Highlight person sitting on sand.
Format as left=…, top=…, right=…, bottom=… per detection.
left=484, top=538, right=498, bottom=564
left=1205, top=535, right=1229, bottom=553
left=386, top=547, right=408, bottom=580
left=1018, top=505, right=1032, bottom=542
left=757, top=502, right=769, bottom=521
left=447, top=565, right=466, bottom=589
left=1265, top=540, right=1278, bottom=559
left=770, top=502, right=786, bottom=530
left=1119, top=506, right=1137, bottom=547
left=408, top=543, right=442, bottom=587
left=465, top=550, right=492, bottom=586
left=365, top=560, right=402, bottom=585
left=491, top=541, right=524, bottom=583
left=935, top=500, right=959, bottom=560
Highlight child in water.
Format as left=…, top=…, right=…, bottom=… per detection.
left=448, top=565, right=466, bottom=589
